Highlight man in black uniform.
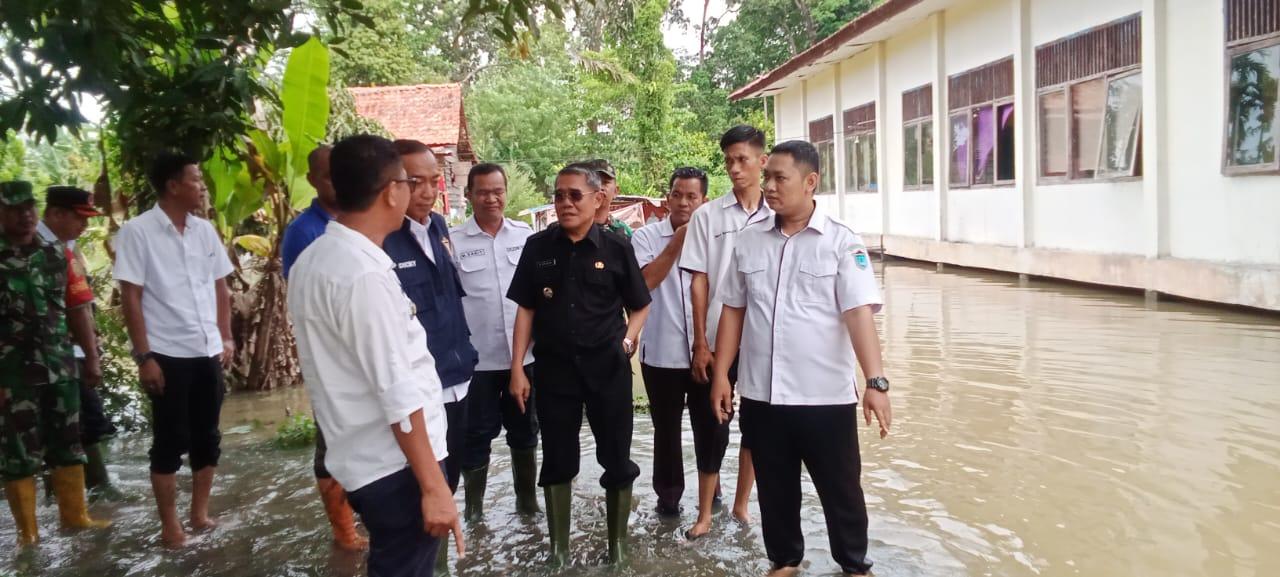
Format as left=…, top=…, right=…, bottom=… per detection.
left=507, top=164, right=651, bottom=567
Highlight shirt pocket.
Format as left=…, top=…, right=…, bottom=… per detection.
left=458, top=254, right=489, bottom=274
left=796, top=259, right=838, bottom=305
left=737, top=256, right=769, bottom=295
left=506, top=247, right=523, bottom=266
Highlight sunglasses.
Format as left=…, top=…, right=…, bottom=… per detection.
left=553, top=190, right=597, bottom=203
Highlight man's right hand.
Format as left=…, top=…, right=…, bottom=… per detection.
left=82, top=358, right=103, bottom=388
left=510, top=369, right=532, bottom=414
left=711, top=376, right=734, bottom=425
left=139, top=358, right=164, bottom=395
left=691, top=344, right=715, bottom=384
left=421, top=487, right=466, bottom=557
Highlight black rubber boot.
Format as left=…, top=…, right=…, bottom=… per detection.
left=462, top=464, right=489, bottom=523
left=606, top=485, right=633, bottom=566
left=511, top=447, right=541, bottom=515
left=543, top=483, right=572, bottom=568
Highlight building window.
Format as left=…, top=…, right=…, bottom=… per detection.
left=1224, top=0, right=1280, bottom=174
left=809, top=116, right=836, bottom=194
left=902, top=84, right=934, bottom=188
left=1035, top=13, right=1143, bottom=182
left=948, top=58, right=1015, bottom=187
left=843, top=102, right=878, bottom=193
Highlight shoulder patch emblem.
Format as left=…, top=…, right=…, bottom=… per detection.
left=851, top=244, right=870, bottom=270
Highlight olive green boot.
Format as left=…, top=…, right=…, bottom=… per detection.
left=511, top=447, right=541, bottom=515
left=84, top=444, right=125, bottom=502
left=462, top=465, right=489, bottom=523
left=606, top=485, right=633, bottom=566
left=543, top=483, right=572, bottom=568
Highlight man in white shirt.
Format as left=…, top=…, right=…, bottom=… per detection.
left=679, top=125, right=773, bottom=524
left=449, top=163, right=541, bottom=521
left=289, top=135, right=461, bottom=577
left=114, top=153, right=235, bottom=548
left=711, top=141, right=893, bottom=577
left=633, top=168, right=726, bottom=539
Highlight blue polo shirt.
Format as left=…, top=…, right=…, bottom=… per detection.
left=282, top=199, right=334, bottom=279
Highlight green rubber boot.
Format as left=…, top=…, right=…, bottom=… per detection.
left=84, top=444, right=125, bottom=502
left=435, top=537, right=450, bottom=575
left=606, top=485, right=633, bottom=566
left=462, top=464, right=489, bottom=523
left=543, top=483, right=572, bottom=568
left=511, top=447, right=541, bottom=515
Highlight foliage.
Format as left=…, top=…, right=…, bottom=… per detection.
left=327, top=83, right=393, bottom=141
left=0, top=130, right=26, bottom=181
left=91, top=302, right=150, bottom=433
left=274, top=412, right=317, bottom=449
left=503, top=162, right=547, bottom=222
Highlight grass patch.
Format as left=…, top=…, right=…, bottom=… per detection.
left=274, top=413, right=317, bottom=449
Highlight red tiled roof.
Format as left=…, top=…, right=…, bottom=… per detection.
left=348, top=84, right=473, bottom=158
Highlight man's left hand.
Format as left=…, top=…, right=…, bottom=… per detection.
left=221, top=339, right=236, bottom=370
left=863, top=388, right=892, bottom=439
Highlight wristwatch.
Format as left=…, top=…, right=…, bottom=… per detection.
left=865, top=376, right=890, bottom=393
left=622, top=338, right=636, bottom=355
left=131, top=350, right=155, bottom=366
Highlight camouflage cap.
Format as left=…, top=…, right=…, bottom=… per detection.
left=0, top=180, right=35, bottom=206
left=586, top=159, right=616, bottom=181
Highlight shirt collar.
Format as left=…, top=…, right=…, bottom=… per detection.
left=554, top=222, right=603, bottom=247
left=407, top=215, right=430, bottom=237
left=325, top=220, right=395, bottom=269
left=309, top=198, right=335, bottom=222
left=656, top=218, right=675, bottom=237
left=766, top=202, right=826, bottom=234
left=462, top=216, right=483, bottom=236
left=36, top=221, right=58, bottom=244
left=147, top=205, right=188, bottom=231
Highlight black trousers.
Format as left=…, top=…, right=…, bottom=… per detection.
left=443, top=394, right=468, bottom=493
left=148, top=354, right=224, bottom=475
left=77, top=367, right=116, bottom=446
left=640, top=364, right=730, bottom=509
left=346, top=466, right=443, bottom=577
left=741, top=398, right=872, bottom=575
left=534, top=370, right=639, bottom=489
left=313, top=424, right=331, bottom=479
left=461, top=366, right=540, bottom=471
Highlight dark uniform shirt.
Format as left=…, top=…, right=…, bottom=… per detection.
left=507, top=224, right=650, bottom=393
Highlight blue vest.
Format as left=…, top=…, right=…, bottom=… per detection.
left=383, top=214, right=478, bottom=389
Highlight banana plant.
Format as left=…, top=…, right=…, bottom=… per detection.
left=200, top=36, right=331, bottom=390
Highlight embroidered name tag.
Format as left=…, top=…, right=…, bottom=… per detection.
left=459, top=248, right=487, bottom=259
left=506, top=246, right=523, bottom=253
left=537, top=258, right=556, bottom=268
left=397, top=261, right=417, bottom=269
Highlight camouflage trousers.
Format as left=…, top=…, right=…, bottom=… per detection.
left=0, top=377, right=85, bottom=481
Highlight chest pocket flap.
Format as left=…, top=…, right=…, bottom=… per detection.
left=798, top=260, right=837, bottom=278
left=737, top=256, right=767, bottom=274
left=458, top=254, right=489, bottom=273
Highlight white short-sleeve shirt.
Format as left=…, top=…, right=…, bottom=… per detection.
left=720, top=206, right=882, bottom=406
left=450, top=217, right=535, bottom=372
left=632, top=219, right=694, bottom=369
left=677, top=192, right=772, bottom=352
left=112, top=207, right=234, bottom=358
left=288, top=221, right=449, bottom=492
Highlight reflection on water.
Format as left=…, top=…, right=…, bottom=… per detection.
left=3, top=261, right=1278, bottom=576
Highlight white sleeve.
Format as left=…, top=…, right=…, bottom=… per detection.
left=348, top=274, right=429, bottom=426
left=678, top=209, right=710, bottom=273
left=112, top=223, right=147, bottom=286
left=632, top=227, right=659, bottom=268
left=720, top=243, right=748, bottom=308
left=207, top=222, right=235, bottom=279
left=835, top=235, right=883, bottom=314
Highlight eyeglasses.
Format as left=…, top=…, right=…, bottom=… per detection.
left=553, top=190, right=595, bottom=203
left=389, top=177, right=424, bottom=194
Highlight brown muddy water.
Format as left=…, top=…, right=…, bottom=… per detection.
left=2, top=261, right=1278, bottom=577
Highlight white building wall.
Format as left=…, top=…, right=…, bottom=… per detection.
left=1163, top=1, right=1280, bottom=265
left=1029, top=0, right=1141, bottom=48
left=840, top=49, right=883, bottom=234
left=775, top=84, right=805, bottom=143
left=943, top=0, right=1021, bottom=246
left=885, top=20, right=940, bottom=240
left=805, top=69, right=841, bottom=217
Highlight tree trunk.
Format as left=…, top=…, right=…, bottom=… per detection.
left=792, top=0, right=818, bottom=47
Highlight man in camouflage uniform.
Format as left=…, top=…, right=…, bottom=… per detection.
left=586, top=159, right=634, bottom=239
left=0, top=180, right=109, bottom=547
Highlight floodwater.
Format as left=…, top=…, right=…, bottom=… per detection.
left=2, top=261, right=1279, bottom=577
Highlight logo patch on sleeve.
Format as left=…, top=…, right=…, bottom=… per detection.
left=850, top=244, right=870, bottom=270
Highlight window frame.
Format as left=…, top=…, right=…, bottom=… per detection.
left=844, top=126, right=878, bottom=193
left=1221, top=31, right=1280, bottom=176
left=1036, top=65, right=1143, bottom=185
left=949, top=96, right=1017, bottom=189
left=903, top=118, right=934, bottom=190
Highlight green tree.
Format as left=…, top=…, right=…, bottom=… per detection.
left=0, top=131, right=26, bottom=181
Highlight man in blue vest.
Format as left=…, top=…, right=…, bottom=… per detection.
left=383, top=139, right=479, bottom=575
